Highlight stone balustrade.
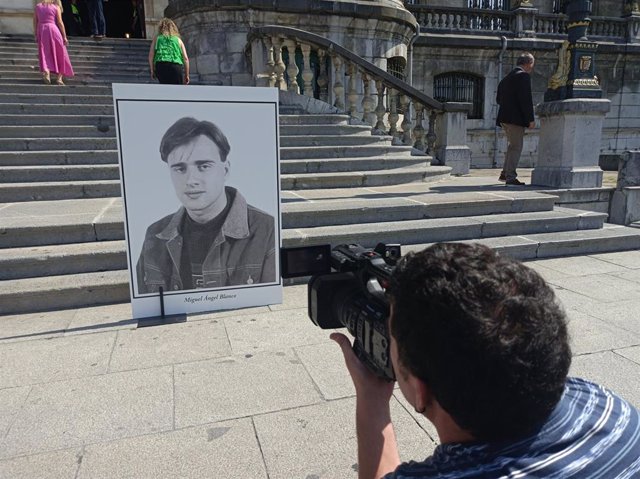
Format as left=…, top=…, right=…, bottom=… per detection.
left=412, top=6, right=513, bottom=33
left=535, top=13, right=567, bottom=35
left=408, top=4, right=638, bottom=42
left=589, top=16, right=627, bottom=40
left=249, top=26, right=471, bottom=161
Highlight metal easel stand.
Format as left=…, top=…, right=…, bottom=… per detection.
left=136, top=287, right=188, bottom=328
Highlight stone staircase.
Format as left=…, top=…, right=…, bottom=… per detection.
left=1, top=35, right=640, bottom=315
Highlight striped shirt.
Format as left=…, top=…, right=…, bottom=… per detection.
left=385, top=377, right=640, bottom=478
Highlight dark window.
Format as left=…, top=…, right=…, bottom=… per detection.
left=387, top=57, right=407, bottom=114
left=552, top=0, right=563, bottom=13
left=467, top=0, right=510, bottom=9
left=387, top=57, right=407, bottom=82
left=433, top=72, right=484, bottom=119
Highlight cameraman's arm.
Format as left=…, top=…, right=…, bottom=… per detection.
left=332, top=333, right=400, bottom=479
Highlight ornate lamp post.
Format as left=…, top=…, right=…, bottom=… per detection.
left=544, top=0, right=602, bottom=101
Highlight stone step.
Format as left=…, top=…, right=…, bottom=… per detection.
left=0, top=51, right=146, bottom=61
left=403, top=224, right=640, bottom=261
left=0, top=270, right=130, bottom=315
left=1, top=156, right=429, bottom=179
left=0, top=194, right=560, bottom=276
left=282, top=192, right=558, bottom=228
left=0, top=125, right=115, bottom=138
left=279, top=114, right=350, bottom=125
left=0, top=65, right=148, bottom=75
left=0, top=92, right=113, bottom=104
left=0, top=193, right=555, bottom=250
left=0, top=74, right=150, bottom=84
left=0, top=83, right=112, bottom=95
left=281, top=144, right=416, bottom=160
left=0, top=114, right=115, bottom=126
left=0, top=240, right=127, bottom=280
left=0, top=197, right=123, bottom=248
left=4, top=58, right=147, bottom=68
left=0, top=137, right=115, bottom=151
left=0, top=47, right=149, bottom=58
left=0, top=164, right=119, bottom=182
left=4, top=216, right=636, bottom=316
left=279, top=124, right=372, bottom=136
left=0, top=150, right=117, bottom=166
left=1, top=164, right=447, bottom=200
left=280, top=156, right=430, bottom=174
left=1, top=39, right=150, bottom=48
left=0, top=180, right=121, bottom=202
left=0, top=103, right=113, bottom=115
left=280, top=134, right=392, bottom=147
left=0, top=78, right=147, bottom=86
left=281, top=165, right=449, bottom=189
left=282, top=208, right=608, bottom=248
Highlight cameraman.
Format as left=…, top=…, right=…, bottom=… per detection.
left=332, top=243, right=640, bottom=479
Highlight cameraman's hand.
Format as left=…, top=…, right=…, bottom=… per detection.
left=331, top=332, right=395, bottom=402
left=332, top=332, right=401, bottom=479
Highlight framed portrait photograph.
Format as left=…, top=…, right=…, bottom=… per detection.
left=113, top=84, right=282, bottom=319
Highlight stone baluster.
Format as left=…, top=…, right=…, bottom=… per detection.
left=400, top=95, right=412, bottom=145
left=346, top=63, right=359, bottom=117
left=374, top=80, right=386, bottom=133
left=317, top=49, right=329, bottom=102
left=272, top=36, right=287, bottom=91
left=263, top=37, right=277, bottom=88
left=300, top=43, right=314, bottom=97
left=413, top=103, right=426, bottom=152
left=332, top=55, right=345, bottom=111
left=388, top=89, right=400, bottom=142
left=426, top=110, right=437, bottom=155
left=283, top=38, right=299, bottom=94
left=361, top=73, right=376, bottom=126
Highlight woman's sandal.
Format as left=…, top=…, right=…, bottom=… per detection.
left=56, top=77, right=65, bottom=86
left=42, top=72, right=51, bottom=84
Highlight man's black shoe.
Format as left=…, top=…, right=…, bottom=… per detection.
left=505, top=179, right=525, bottom=186
left=499, top=172, right=506, bottom=182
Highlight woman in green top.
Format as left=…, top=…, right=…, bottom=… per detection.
left=148, top=18, right=190, bottom=85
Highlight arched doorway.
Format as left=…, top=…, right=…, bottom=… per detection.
left=62, top=0, right=146, bottom=38
left=104, top=0, right=146, bottom=38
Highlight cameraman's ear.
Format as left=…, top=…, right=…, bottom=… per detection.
left=410, top=376, right=433, bottom=415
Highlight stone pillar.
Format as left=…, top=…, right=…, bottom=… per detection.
left=435, top=103, right=472, bottom=176
left=512, top=2, right=538, bottom=38
left=532, top=99, right=610, bottom=188
left=626, top=12, right=640, bottom=44
left=609, top=151, right=640, bottom=225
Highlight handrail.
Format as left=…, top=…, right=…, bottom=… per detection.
left=250, top=25, right=467, bottom=113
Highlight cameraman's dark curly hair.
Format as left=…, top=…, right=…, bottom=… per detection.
left=388, top=243, right=571, bottom=442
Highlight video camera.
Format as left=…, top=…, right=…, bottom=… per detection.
left=281, top=243, right=401, bottom=382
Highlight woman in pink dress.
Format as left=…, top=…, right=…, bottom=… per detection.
left=33, top=0, right=74, bottom=85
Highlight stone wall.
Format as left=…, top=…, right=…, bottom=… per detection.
left=166, top=0, right=416, bottom=86
left=0, top=0, right=34, bottom=35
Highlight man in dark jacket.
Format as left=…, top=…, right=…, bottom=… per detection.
left=136, top=117, right=276, bottom=294
left=496, top=53, right=535, bottom=186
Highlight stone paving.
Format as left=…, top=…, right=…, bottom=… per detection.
left=0, top=247, right=639, bottom=478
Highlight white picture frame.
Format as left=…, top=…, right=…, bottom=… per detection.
left=113, top=84, right=282, bottom=319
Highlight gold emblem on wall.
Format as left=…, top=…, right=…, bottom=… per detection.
left=579, top=55, right=592, bottom=72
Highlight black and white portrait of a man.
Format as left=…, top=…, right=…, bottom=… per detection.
left=113, top=84, right=281, bottom=318
left=136, top=117, right=276, bottom=294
